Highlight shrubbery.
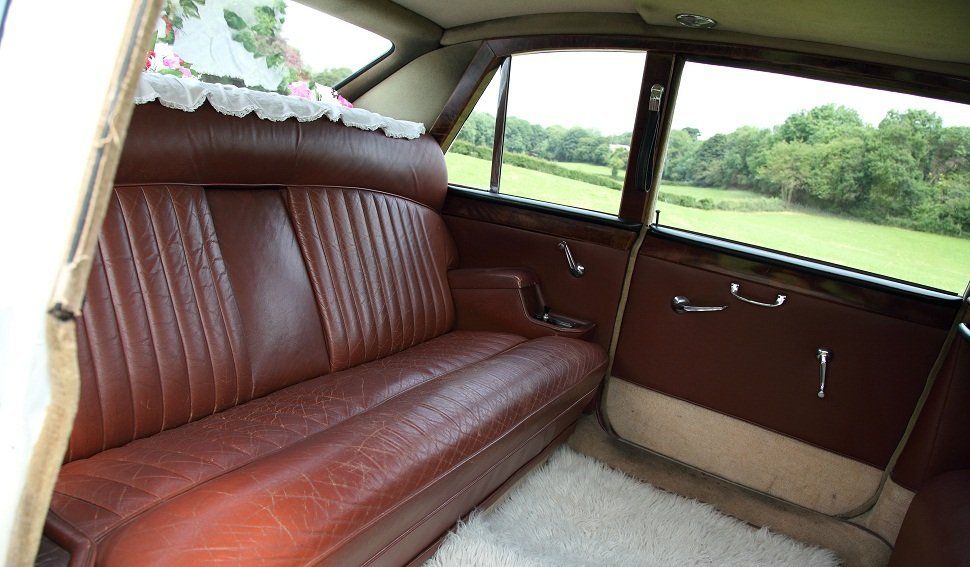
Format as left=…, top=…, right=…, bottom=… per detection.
left=450, top=140, right=623, bottom=190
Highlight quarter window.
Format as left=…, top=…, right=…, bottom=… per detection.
left=447, top=51, right=646, bottom=215
left=657, top=62, right=970, bottom=293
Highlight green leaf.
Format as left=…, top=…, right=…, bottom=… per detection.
left=224, top=9, right=247, bottom=30
left=265, top=53, right=283, bottom=68
left=180, top=0, right=199, bottom=19
left=158, top=68, right=182, bottom=77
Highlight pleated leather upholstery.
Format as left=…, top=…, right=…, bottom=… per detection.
left=68, top=185, right=252, bottom=462
left=286, top=186, right=457, bottom=371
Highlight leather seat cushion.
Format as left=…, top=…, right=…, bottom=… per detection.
left=53, top=335, right=605, bottom=565
left=889, top=469, right=970, bottom=567
left=47, top=331, right=527, bottom=561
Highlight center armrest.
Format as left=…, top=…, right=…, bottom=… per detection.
left=447, top=268, right=593, bottom=340
left=448, top=268, right=538, bottom=290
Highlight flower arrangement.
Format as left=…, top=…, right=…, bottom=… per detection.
left=286, top=80, right=353, bottom=108
left=144, top=0, right=355, bottom=107
left=144, top=44, right=196, bottom=78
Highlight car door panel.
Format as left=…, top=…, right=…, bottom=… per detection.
left=443, top=191, right=635, bottom=351
left=612, top=230, right=954, bottom=469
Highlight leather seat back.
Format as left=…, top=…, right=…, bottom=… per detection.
left=287, top=185, right=456, bottom=371
left=67, top=103, right=452, bottom=461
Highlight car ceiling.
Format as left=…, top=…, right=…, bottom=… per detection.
left=391, top=0, right=970, bottom=66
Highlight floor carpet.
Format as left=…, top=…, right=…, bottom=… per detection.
left=427, top=447, right=839, bottom=566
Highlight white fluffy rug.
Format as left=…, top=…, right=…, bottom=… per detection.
left=427, top=447, right=839, bottom=567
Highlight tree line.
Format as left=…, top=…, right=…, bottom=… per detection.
left=457, top=112, right=631, bottom=168
left=663, top=105, right=970, bottom=236
left=456, top=105, right=970, bottom=237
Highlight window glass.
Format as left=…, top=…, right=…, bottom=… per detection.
left=446, top=51, right=645, bottom=215
left=147, top=0, right=391, bottom=99
left=446, top=72, right=501, bottom=189
left=658, top=62, right=970, bottom=293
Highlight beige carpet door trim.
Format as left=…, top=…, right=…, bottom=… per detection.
left=606, top=379, right=882, bottom=516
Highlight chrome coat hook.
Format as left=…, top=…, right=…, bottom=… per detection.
left=558, top=241, right=585, bottom=278
left=730, top=282, right=786, bottom=308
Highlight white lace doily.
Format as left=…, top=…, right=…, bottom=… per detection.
left=134, top=72, right=426, bottom=140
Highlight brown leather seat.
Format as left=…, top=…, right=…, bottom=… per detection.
left=42, top=104, right=607, bottom=565
left=890, top=470, right=970, bottom=567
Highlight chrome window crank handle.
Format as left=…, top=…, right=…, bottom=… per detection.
left=558, top=241, right=585, bottom=278
left=671, top=296, right=727, bottom=313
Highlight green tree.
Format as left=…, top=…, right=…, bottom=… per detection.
left=608, top=147, right=630, bottom=178
left=778, top=104, right=865, bottom=144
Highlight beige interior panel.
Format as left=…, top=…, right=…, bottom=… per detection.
left=354, top=42, right=480, bottom=129
left=606, top=378, right=883, bottom=515
left=848, top=479, right=914, bottom=545
left=568, top=417, right=891, bottom=567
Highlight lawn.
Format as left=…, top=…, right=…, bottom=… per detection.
left=444, top=153, right=970, bottom=293
left=559, top=161, right=624, bottom=181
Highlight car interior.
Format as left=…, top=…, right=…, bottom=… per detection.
left=22, top=0, right=970, bottom=565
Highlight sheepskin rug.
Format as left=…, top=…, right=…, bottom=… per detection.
left=427, top=447, right=839, bottom=566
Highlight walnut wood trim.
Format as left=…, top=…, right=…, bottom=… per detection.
left=430, top=41, right=500, bottom=145
left=643, top=226, right=962, bottom=329
left=489, top=58, right=511, bottom=193
left=431, top=34, right=970, bottom=225
left=620, top=52, right=677, bottom=221
left=484, top=36, right=970, bottom=105
left=443, top=190, right=638, bottom=251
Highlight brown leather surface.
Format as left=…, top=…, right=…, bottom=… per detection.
left=52, top=103, right=609, bottom=566
left=445, top=215, right=628, bottom=350
left=448, top=267, right=538, bottom=290
left=68, top=186, right=252, bottom=462
left=889, top=470, right=970, bottom=567
left=206, top=187, right=331, bottom=395
left=117, top=103, right=449, bottom=210
left=894, top=310, right=970, bottom=490
left=49, top=331, right=525, bottom=563
left=612, top=235, right=948, bottom=468
left=94, top=337, right=605, bottom=565
left=286, top=185, right=457, bottom=371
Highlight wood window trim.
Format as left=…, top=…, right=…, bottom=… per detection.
left=431, top=35, right=970, bottom=223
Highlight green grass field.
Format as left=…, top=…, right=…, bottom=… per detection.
left=445, top=153, right=970, bottom=292
left=559, top=161, right=624, bottom=181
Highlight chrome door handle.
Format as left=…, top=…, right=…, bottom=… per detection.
left=671, top=295, right=727, bottom=314
left=816, top=348, right=831, bottom=399
left=730, top=282, right=786, bottom=308
left=557, top=241, right=585, bottom=278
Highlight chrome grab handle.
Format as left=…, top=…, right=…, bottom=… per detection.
left=671, top=295, right=727, bottom=314
left=730, top=282, right=786, bottom=308
left=557, top=241, right=585, bottom=278
left=816, top=348, right=831, bottom=399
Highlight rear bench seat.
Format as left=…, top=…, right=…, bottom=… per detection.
left=42, top=104, right=607, bottom=565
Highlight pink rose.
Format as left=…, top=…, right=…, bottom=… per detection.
left=179, top=67, right=193, bottom=78
left=162, top=55, right=182, bottom=68
left=336, top=94, right=353, bottom=108
left=288, top=81, right=313, bottom=100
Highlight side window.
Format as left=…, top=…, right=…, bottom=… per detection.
left=446, top=51, right=646, bottom=215
left=657, top=62, right=970, bottom=293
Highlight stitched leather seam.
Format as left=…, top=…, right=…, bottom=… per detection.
left=116, top=189, right=169, bottom=434
left=96, top=203, right=142, bottom=448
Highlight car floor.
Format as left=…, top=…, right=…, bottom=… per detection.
left=566, top=416, right=892, bottom=566
left=426, top=433, right=839, bottom=566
